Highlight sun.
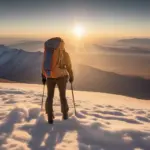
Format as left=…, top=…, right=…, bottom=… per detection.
left=73, top=24, right=85, bottom=38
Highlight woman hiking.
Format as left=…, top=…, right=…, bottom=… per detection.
left=41, top=37, right=74, bottom=124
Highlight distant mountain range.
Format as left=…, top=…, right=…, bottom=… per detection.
left=93, top=44, right=150, bottom=54
left=2, top=37, right=150, bottom=54
left=8, top=40, right=44, bottom=52
left=92, top=38, right=150, bottom=54
left=117, top=38, right=150, bottom=46
left=7, top=40, right=76, bottom=53
left=0, top=45, right=150, bottom=99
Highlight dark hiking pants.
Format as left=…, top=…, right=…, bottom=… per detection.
left=45, top=76, right=69, bottom=115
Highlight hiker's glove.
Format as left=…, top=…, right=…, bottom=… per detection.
left=41, top=74, right=46, bottom=85
left=69, top=75, right=74, bottom=83
left=42, top=78, right=46, bottom=85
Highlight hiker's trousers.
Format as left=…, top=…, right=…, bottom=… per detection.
left=45, top=76, right=69, bottom=114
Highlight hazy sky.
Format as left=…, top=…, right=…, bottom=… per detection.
left=0, top=0, right=150, bottom=39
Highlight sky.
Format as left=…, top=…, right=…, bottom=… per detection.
left=0, top=0, right=150, bottom=40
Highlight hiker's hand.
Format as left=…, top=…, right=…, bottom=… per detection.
left=69, top=75, right=74, bottom=83
left=42, top=77, right=46, bottom=85
left=41, top=73, right=46, bottom=85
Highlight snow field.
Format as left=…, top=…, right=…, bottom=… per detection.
left=0, top=83, right=150, bottom=150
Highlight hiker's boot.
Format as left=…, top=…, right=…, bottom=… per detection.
left=48, top=112, right=54, bottom=124
left=62, top=112, right=68, bottom=120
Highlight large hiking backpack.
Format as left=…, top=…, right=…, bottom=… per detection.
left=42, top=37, right=63, bottom=78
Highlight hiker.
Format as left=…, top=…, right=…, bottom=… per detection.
left=41, top=37, right=74, bottom=124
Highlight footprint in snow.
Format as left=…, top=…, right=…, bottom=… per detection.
left=95, top=110, right=125, bottom=116
left=95, top=104, right=104, bottom=108
left=5, top=99, right=17, bottom=104
left=136, top=110, right=146, bottom=115
left=136, top=116, right=150, bottom=123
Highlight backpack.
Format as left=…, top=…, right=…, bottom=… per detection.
left=42, top=37, right=63, bottom=78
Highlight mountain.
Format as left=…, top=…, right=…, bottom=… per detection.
left=117, top=38, right=150, bottom=47
left=73, top=65, right=150, bottom=100
left=93, top=44, right=150, bottom=54
left=8, top=40, right=44, bottom=52
left=8, top=40, right=77, bottom=53
left=92, top=38, right=150, bottom=54
left=0, top=45, right=43, bottom=82
left=0, top=45, right=150, bottom=99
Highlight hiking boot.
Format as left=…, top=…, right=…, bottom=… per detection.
left=48, top=119, right=53, bottom=124
left=62, top=112, right=68, bottom=120
left=47, top=112, right=54, bottom=124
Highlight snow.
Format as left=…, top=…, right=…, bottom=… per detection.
left=0, top=83, right=150, bottom=150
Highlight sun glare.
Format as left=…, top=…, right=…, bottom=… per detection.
left=73, top=24, right=85, bottom=38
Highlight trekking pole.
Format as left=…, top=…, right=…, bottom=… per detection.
left=71, top=83, right=77, bottom=115
left=41, top=84, right=45, bottom=111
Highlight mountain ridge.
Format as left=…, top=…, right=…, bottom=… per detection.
left=118, top=38, right=150, bottom=46
left=0, top=45, right=150, bottom=99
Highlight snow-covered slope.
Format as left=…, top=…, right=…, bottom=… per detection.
left=0, top=45, right=43, bottom=82
left=0, top=83, right=150, bottom=150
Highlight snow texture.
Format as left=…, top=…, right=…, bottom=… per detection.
left=0, top=83, right=150, bottom=150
